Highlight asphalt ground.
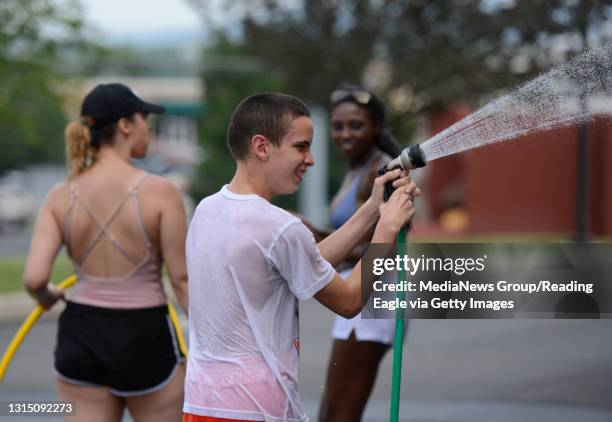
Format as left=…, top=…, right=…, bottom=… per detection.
left=1, top=292, right=611, bottom=421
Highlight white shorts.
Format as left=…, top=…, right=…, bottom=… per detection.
left=331, top=269, right=408, bottom=346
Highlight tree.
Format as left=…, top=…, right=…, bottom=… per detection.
left=0, top=0, right=85, bottom=175
left=384, top=0, right=612, bottom=109
left=188, top=0, right=612, bottom=109
left=190, top=36, right=295, bottom=206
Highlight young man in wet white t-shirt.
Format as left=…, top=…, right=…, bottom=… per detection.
left=183, top=92, right=419, bottom=422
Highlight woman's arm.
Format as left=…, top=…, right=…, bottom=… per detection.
left=317, top=169, right=413, bottom=267
left=341, top=157, right=389, bottom=262
left=23, top=186, right=66, bottom=309
left=314, top=185, right=416, bottom=317
left=157, top=179, right=189, bottom=314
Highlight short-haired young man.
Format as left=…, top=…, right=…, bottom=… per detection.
left=183, top=93, right=418, bottom=422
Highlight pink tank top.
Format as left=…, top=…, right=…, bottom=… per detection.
left=63, top=172, right=167, bottom=309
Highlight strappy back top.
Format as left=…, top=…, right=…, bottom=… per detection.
left=63, top=172, right=167, bottom=309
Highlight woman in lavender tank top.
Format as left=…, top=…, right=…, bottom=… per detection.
left=23, top=83, right=189, bottom=421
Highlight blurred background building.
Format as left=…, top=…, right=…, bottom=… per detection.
left=422, top=105, right=612, bottom=238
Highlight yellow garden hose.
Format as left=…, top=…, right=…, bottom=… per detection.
left=0, top=275, right=77, bottom=382
left=0, top=275, right=188, bottom=383
left=167, top=301, right=188, bottom=357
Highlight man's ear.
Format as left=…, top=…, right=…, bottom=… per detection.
left=251, top=134, right=271, bottom=161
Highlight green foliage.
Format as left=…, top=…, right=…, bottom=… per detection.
left=0, top=70, right=67, bottom=172
left=189, top=0, right=612, bottom=110
left=0, top=0, right=85, bottom=175
left=191, top=36, right=295, bottom=206
left=0, top=254, right=73, bottom=294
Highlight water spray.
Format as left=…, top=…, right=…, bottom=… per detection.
left=383, top=42, right=611, bottom=422
left=381, top=42, right=612, bottom=179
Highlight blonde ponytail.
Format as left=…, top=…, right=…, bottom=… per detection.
left=65, top=120, right=98, bottom=178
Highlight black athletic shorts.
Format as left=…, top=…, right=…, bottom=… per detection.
left=54, top=301, right=185, bottom=397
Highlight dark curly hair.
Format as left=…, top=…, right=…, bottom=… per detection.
left=330, top=83, right=401, bottom=157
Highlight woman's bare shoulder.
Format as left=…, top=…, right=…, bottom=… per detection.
left=364, top=151, right=394, bottom=182
left=357, top=151, right=392, bottom=201
left=142, top=174, right=179, bottom=190
left=140, top=174, right=182, bottom=201
left=373, top=151, right=394, bottom=168
left=41, top=181, right=72, bottom=218
left=45, top=181, right=71, bottom=205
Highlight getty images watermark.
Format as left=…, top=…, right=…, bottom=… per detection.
left=361, top=242, right=611, bottom=319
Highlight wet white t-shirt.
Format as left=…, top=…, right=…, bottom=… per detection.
left=184, top=185, right=336, bottom=421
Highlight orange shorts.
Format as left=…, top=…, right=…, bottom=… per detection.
left=182, top=413, right=262, bottom=422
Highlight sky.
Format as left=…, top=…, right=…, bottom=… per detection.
left=79, top=0, right=205, bottom=45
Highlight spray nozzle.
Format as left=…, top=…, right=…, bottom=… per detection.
left=378, top=144, right=426, bottom=201
left=384, top=144, right=427, bottom=172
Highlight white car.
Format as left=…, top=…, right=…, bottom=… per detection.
left=0, top=183, right=36, bottom=231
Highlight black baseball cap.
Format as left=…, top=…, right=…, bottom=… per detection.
left=81, top=83, right=165, bottom=128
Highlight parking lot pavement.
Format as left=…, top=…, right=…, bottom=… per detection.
left=1, top=297, right=611, bottom=421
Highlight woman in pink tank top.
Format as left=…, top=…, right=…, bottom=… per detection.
left=23, top=83, right=189, bottom=422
